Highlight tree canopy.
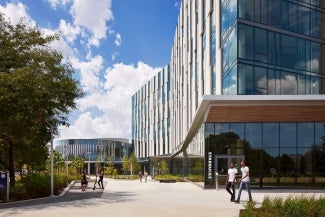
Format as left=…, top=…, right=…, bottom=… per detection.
left=0, top=14, right=84, bottom=185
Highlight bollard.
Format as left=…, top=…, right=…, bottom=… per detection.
left=215, top=172, right=219, bottom=191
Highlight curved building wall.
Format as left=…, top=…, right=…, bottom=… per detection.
left=55, top=138, right=133, bottom=163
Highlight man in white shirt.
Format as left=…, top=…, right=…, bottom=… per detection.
left=235, top=160, right=252, bottom=203
left=225, top=162, right=237, bottom=202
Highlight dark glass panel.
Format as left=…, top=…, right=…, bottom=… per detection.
left=268, top=0, right=281, bottom=27
left=230, top=123, right=245, bottom=139
left=238, top=24, right=254, bottom=60
left=255, top=28, right=268, bottom=63
left=281, top=34, right=297, bottom=69
left=311, top=9, right=320, bottom=37
left=268, top=69, right=276, bottom=94
left=238, top=64, right=254, bottom=94
left=255, top=66, right=267, bottom=94
left=298, top=74, right=306, bottom=94
left=280, top=123, right=297, bottom=148
left=298, top=123, right=314, bottom=147
left=315, top=123, right=325, bottom=146
left=245, top=123, right=262, bottom=148
left=298, top=38, right=306, bottom=71
left=279, top=147, right=297, bottom=176
left=288, top=2, right=297, bottom=32
left=263, top=123, right=279, bottom=148
left=311, top=76, right=320, bottom=94
left=298, top=5, right=311, bottom=35
left=311, top=42, right=320, bottom=73
left=215, top=123, right=229, bottom=135
left=239, top=0, right=254, bottom=21
left=268, top=31, right=275, bottom=65
left=205, top=123, right=215, bottom=139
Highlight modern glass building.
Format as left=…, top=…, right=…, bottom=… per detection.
left=55, top=138, right=133, bottom=174
left=132, top=0, right=325, bottom=188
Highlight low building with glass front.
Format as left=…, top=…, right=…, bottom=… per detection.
left=132, top=0, right=325, bottom=188
left=55, top=138, right=133, bottom=174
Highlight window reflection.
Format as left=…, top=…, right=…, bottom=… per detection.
left=280, top=123, right=297, bottom=148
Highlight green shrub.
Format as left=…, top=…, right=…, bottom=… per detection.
left=239, top=196, right=325, bottom=217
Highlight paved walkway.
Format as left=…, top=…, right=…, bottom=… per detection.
left=0, top=177, right=324, bottom=217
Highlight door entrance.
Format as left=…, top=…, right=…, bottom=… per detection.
left=214, top=155, right=245, bottom=189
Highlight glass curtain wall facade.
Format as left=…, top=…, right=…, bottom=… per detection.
left=132, top=0, right=325, bottom=188
left=222, top=0, right=325, bottom=95
left=132, top=65, right=171, bottom=158
left=55, top=138, right=132, bottom=173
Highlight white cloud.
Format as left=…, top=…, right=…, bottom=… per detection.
left=0, top=2, right=35, bottom=26
left=70, top=55, right=104, bottom=93
left=47, top=0, right=72, bottom=9
left=58, top=19, right=81, bottom=43
left=69, top=0, right=113, bottom=47
left=57, top=61, right=161, bottom=141
left=111, top=52, right=119, bottom=60
left=115, top=33, right=122, bottom=46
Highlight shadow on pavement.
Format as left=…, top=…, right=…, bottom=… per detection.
left=0, top=181, right=136, bottom=211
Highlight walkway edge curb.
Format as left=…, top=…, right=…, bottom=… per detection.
left=59, top=181, right=75, bottom=197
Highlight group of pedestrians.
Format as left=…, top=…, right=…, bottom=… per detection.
left=225, top=160, right=252, bottom=204
left=81, top=167, right=104, bottom=191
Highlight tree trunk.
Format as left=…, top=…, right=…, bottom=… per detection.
left=9, top=140, right=15, bottom=186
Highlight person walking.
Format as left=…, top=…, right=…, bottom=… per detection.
left=225, top=162, right=237, bottom=202
left=235, top=160, right=252, bottom=203
left=138, top=170, right=143, bottom=183
left=98, top=167, right=104, bottom=189
left=81, top=170, right=87, bottom=191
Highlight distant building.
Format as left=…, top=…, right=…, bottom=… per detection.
left=55, top=138, right=133, bottom=174
left=132, top=0, right=325, bottom=188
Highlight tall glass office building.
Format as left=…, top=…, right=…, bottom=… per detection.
left=132, top=0, right=325, bottom=188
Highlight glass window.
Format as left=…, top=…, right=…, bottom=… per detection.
left=239, top=0, right=254, bottom=21
left=268, top=0, right=281, bottom=27
left=311, top=9, right=319, bottom=37
left=281, top=34, right=297, bottom=69
left=228, top=65, right=237, bottom=95
left=311, top=76, right=320, bottom=94
left=205, top=123, right=215, bottom=138
left=245, top=123, right=262, bottom=148
left=263, top=123, right=279, bottom=148
left=311, top=42, right=320, bottom=73
left=306, top=40, right=311, bottom=72
left=288, top=2, right=297, bottom=32
left=268, top=31, right=275, bottom=65
left=315, top=122, right=325, bottom=146
left=229, top=28, right=237, bottom=67
left=298, top=5, right=310, bottom=35
left=268, top=69, right=276, bottom=94
left=261, top=0, right=268, bottom=24
left=279, top=147, right=297, bottom=175
left=238, top=24, right=254, bottom=60
left=281, top=0, right=288, bottom=30
left=298, top=123, right=314, bottom=147
left=298, top=74, right=306, bottom=94
left=215, top=123, right=229, bottom=135
left=280, top=123, right=296, bottom=148
left=222, top=74, right=229, bottom=95
left=297, top=38, right=306, bottom=71
left=254, top=0, right=261, bottom=22
left=230, top=123, right=245, bottom=139
left=255, top=66, right=267, bottom=94
left=255, top=28, right=268, bottom=63
left=281, top=71, right=297, bottom=94
left=238, top=64, right=254, bottom=94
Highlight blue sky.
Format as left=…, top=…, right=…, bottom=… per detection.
left=0, top=0, right=181, bottom=142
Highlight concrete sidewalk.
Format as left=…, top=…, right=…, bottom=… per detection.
left=0, top=177, right=324, bottom=217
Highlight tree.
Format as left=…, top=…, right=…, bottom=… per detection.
left=106, top=156, right=114, bottom=175
left=70, top=157, right=85, bottom=174
left=0, top=14, right=84, bottom=186
left=121, top=153, right=140, bottom=175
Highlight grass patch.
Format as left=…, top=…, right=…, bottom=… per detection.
left=240, top=195, right=325, bottom=217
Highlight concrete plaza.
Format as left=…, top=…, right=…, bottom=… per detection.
left=0, top=177, right=324, bottom=217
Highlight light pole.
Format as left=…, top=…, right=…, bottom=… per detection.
left=87, top=151, right=91, bottom=178
left=50, top=126, right=54, bottom=197
left=65, top=145, right=69, bottom=185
